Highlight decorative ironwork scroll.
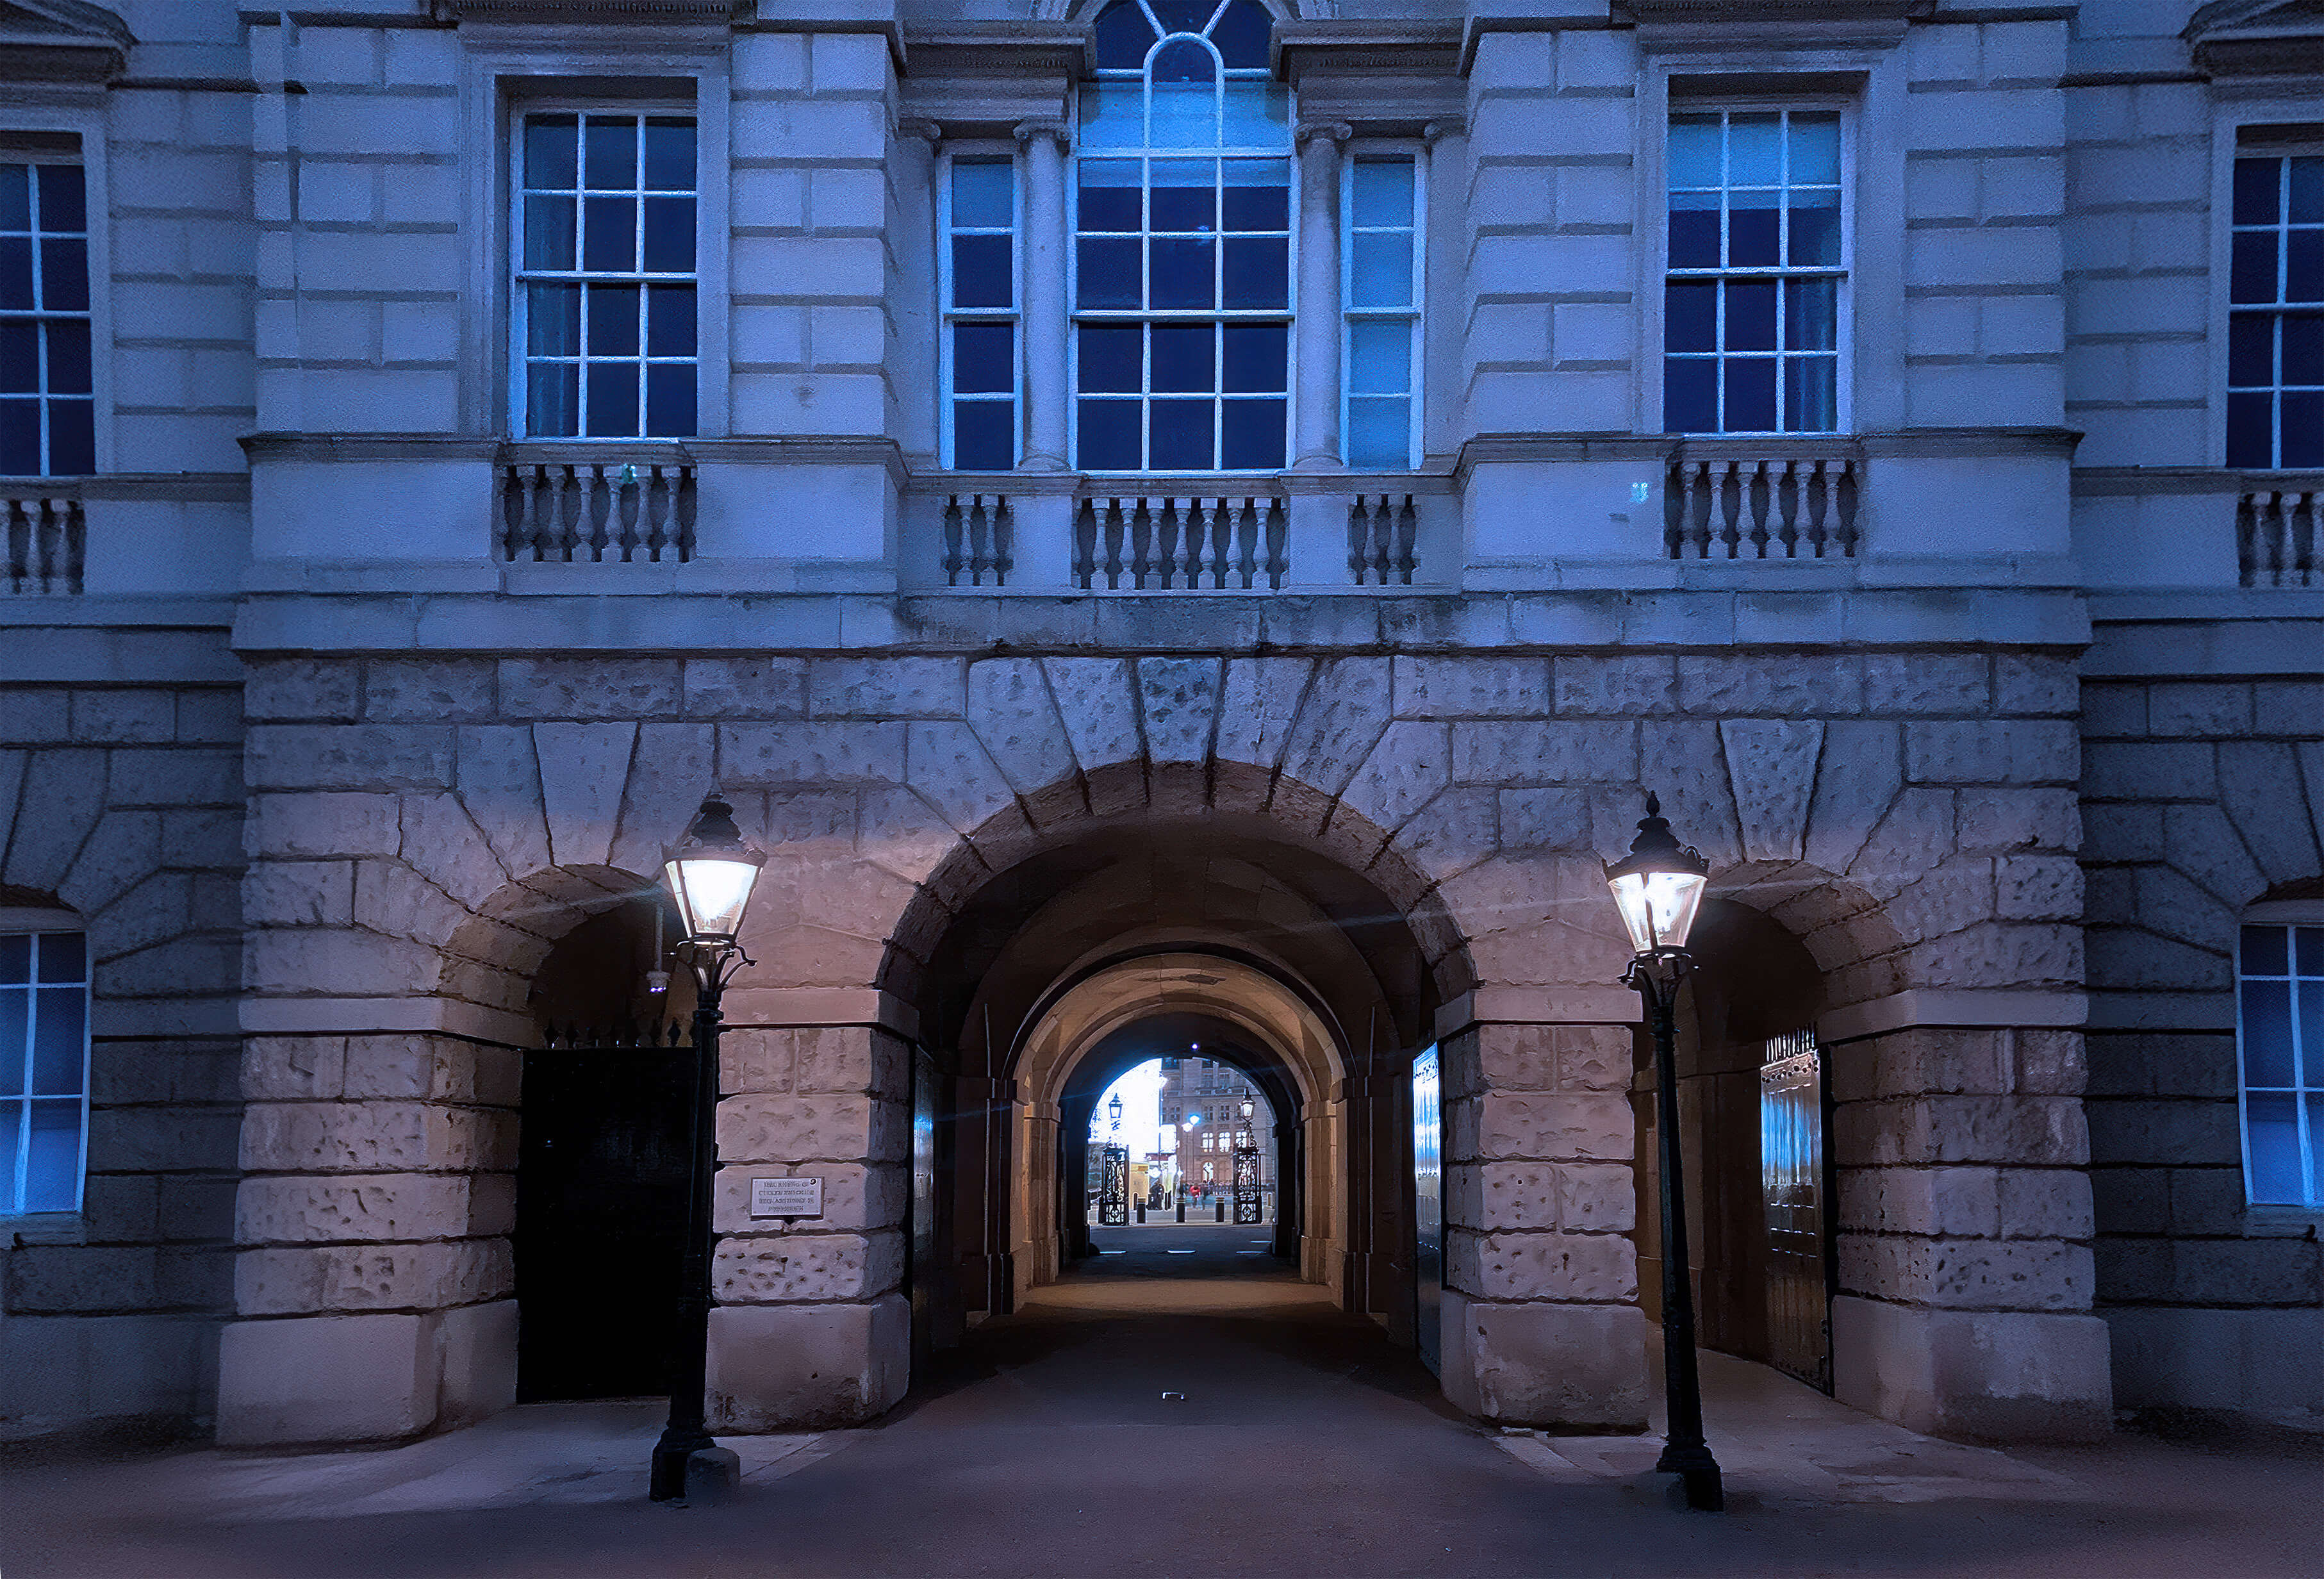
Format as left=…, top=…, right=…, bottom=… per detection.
left=1098, top=1142, right=1130, bottom=1227
left=1232, top=1145, right=1261, bottom=1225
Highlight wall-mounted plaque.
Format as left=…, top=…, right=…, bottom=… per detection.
left=750, top=1177, right=823, bottom=1219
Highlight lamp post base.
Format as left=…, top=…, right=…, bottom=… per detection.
left=650, top=1434, right=740, bottom=1505
left=1654, top=1442, right=1725, bottom=1511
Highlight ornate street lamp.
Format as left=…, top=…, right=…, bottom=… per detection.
left=1605, top=791, right=1723, bottom=1513
left=1108, top=1091, right=1124, bottom=1132
left=650, top=794, right=766, bottom=1504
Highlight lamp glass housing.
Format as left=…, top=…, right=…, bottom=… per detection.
left=662, top=797, right=766, bottom=943
left=1607, top=867, right=1708, bottom=955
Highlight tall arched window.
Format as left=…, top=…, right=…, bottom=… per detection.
left=1075, top=0, right=1290, bottom=472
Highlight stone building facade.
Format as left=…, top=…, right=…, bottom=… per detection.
left=0, top=0, right=2318, bottom=1450
left=1157, top=1056, right=1274, bottom=1202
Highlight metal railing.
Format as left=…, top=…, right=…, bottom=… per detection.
left=1665, top=447, right=1860, bottom=560
left=4, top=488, right=84, bottom=594
left=2239, top=486, right=2320, bottom=588
left=1073, top=492, right=1289, bottom=590
left=497, top=457, right=695, bottom=564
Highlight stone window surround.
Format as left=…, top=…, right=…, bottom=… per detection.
left=453, top=33, right=734, bottom=442
left=0, top=108, right=110, bottom=479
left=1633, top=51, right=1907, bottom=440
left=2209, top=93, right=2324, bottom=470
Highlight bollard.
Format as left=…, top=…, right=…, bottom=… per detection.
left=1216, top=1202, right=1226, bottom=1222
left=1135, top=1203, right=1145, bottom=1223
left=1176, top=1201, right=1185, bottom=1222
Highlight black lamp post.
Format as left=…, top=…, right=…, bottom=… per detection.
left=1108, top=1091, right=1124, bottom=1132
left=650, top=794, right=766, bottom=1504
left=1604, top=791, right=1723, bottom=1513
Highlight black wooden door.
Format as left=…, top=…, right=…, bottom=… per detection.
left=516, top=1039, right=691, bottom=1401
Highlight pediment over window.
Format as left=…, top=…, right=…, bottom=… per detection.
left=2188, top=0, right=2324, bottom=75
left=0, top=0, right=132, bottom=84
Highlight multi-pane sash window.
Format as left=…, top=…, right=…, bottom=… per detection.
left=1, top=157, right=93, bottom=476
left=945, top=158, right=1018, bottom=470
left=1665, top=110, right=1843, bottom=434
left=515, top=112, right=698, bottom=438
left=1345, top=156, right=1419, bottom=469
left=2239, top=920, right=2323, bottom=1208
left=2, top=930, right=88, bottom=1216
left=2228, top=150, right=2322, bottom=469
left=1076, top=0, right=1290, bottom=472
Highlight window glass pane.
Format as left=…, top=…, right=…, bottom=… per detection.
left=1726, top=280, right=1777, bottom=351
left=2285, top=393, right=2324, bottom=468
left=2309, top=1095, right=2324, bottom=1203
left=2294, top=156, right=2324, bottom=224
left=1079, top=324, right=1142, bottom=392
left=1151, top=83, right=1219, bottom=149
left=1079, top=161, right=1142, bottom=231
left=2284, top=314, right=2323, bottom=386
left=1787, top=113, right=1841, bottom=185
left=584, top=361, right=637, bottom=436
left=1151, top=322, right=1213, bottom=392
left=1788, top=188, right=1840, bottom=267
left=1785, top=277, right=1836, bottom=351
left=529, top=363, right=579, bottom=437
left=1669, top=116, right=1722, bottom=188
left=584, top=117, right=636, bottom=190
left=0, top=400, right=35, bottom=473
left=645, top=363, right=694, bottom=438
left=1221, top=161, right=1287, bottom=230
left=2298, top=926, right=2324, bottom=977
left=1150, top=399, right=1213, bottom=468
left=45, top=320, right=90, bottom=396
left=582, top=196, right=634, bottom=271
left=35, top=934, right=82, bottom=985
left=952, top=160, right=1014, bottom=228
left=953, top=323, right=1014, bottom=394
left=2227, top=391, right=2274, bottom=467
left=1077, top=237, right=1142, bottom=309
left=1728, top=194, right=1780, bottom=267
left=0, top=164, right=26, bottom=229
left=647, top=284, right=696, bottom=358
left=0, top=321, right=28, bottom=392
left=30, top=987, right=81, bottom=1095
left=1725, top=358, right=1777, bottom=431
left=528, top=283, right=580, bottom=356
left=1729, top=115, right=1782, bottom=185
left=2230, top=314, right=2275, bottom=387
left=0, top=1109, right=15, bottom=1212
left=525, top=115, right=578, bottom=189
left=24, top=1098, right=79, bottom=1212
left=1221, top=323, right=1284, bottom=392
left=643, top=118, right=695, bottom=192
left=1080, top=83, right=1142, bottom=150
left=1669, top=191, right=1719, bottom=269
left=2302, top=979, right=2324, bottom=1084
left=0, top=936, right=28, bottom=982
left=1151, top=37, right=1216, bottom=83
left=1353, top=160, right=1413, bottom=227
left=1209, top=0, right=1272, bottom=68
left=1349, top=231, right=1411, bottom=309
left=2289, top=230, right=2322, bottom=304
left=642, top=197, right=695, bottom=273
left=2232, top=231, right=2279, bottom=305
left=523, top=195, right=575, bottom=270
left=1150, top=161, right=1216, bottom=232
left=1347, top=320, right=1410, bottom=395
left=953, top=400, right=1014, bottom=470
left=1784, top=358, right=1838, bottom=432
left=2245, top=1089, right=2302, bottom=1203
left=1222, top=236, right=1286, bottom=309
left=1666, top=282, right=1715, bottom=353
left=1094, top=0, right=1158, bottom=69
left=37, top=165, right=87, bottom=232
left=2243, top=977, right=2296, bottom=1087
left=1665, top=358, right=1716, bottom=433
left=586, top=283, right=639, bottom=357
left=1346, top=396, right=1409, bottom=469
left=1219, top=83, right=1287, bottom=146
left=1078, top=398, right=1141, bottom=468
left=0, top=988, right=22, bottom=1096
left=0, top=236, right=28, bottom=310
left=47, top=401, right=90, bottom=477
left=953, top=234, right=1014, bottom=310
left=1150, top=237, right=1215, bottom=308
left=39, top=239, right=87, bottom=311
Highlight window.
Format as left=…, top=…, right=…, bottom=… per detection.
left=2228, top=148, right=2322, bottom=469
left=1075, top=0, right=1289, bottom=472
left=944, top=158, right=1019, bottom=470
left=1, top=153, right=93, bottom=476
left=3, top=929, right=88, bottom=1216
left=1664, top=109, right=1843, bottom=434
left=514, top=111, right=698, bottom=438
left=2239, top=918, right=2323, bottom=1208
left=1346, top=156, right=1419, bottom=468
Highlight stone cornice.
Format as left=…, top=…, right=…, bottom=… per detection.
left=898, top=21, right=1092, bottom=81
left=0, top=0, right=133, bottom=85
left=2185, top=0, right=2324, bottom=77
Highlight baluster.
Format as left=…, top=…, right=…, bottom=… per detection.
left=1103, top=498, right=1127, bottom=589
left=674, top=468, right=697, bottom=561
left=1746, top=460, right=1772, bottom=558
left=1715, top=461, right=1743, bottom=558
left=1155, top=497, right=1182, bottom=590
left=643, top=466, right=671, bottom=561
left=1073, top=498, right=1097, bottom=588
left=1772, top=462, right=1799, bottom=558
left=62, top=499, right=84, bottom=594
left=1128, top=498, right=1154, bottom=588
left=971, top=496, right=998, bottom=586
left=548, top=465, right=577, bottom=559
left=2237, top=492, right=2260, bottom=586
left=1207, top=497, right=1232, bottom=588
left=1804, top=461, right=1833, bottom=558
left=5, top=499, right=26, bottom=591
left=1346, top=495, right=1371, bottom=586
left=2297, top=492, right=2319, bottom=588
left=1180, top=498, right=1207, bottom=587
left=614, top=465, right=641, bottom=561
left=2263, top=492, right=2289, bottom=586
left=498, top=467, right=523, bottom=560
left=1264, top=496, right=1289, bottom=588
left=1393, top=494, right=1418, bottom=584
left=35, top=499, right=62, bottom=592
left=581, top=465, right=607, bottom=561
left=1661, top=463, right=1684, bottom=558
left=991, top=495, right=1013, bottom=586
left=942, top=495, right=966, bottom=585
left=1834, top=460, right=1859, bottom=556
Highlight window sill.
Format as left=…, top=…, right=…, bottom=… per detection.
left=3, top=1212, right=88, bottom=1247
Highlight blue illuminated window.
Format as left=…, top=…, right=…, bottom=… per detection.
left=1344, top=156, right=1419, bottom=469
left=2239, top=919, right=2324, bottom=1208
left=1664, top=109, right=1844, bottom=435
left=514, top=112, right=698, bottom=438
left=944, top=158, right=1019, bottom=470
left=0, top=156, right=94, bottom=477
left=2, top=930, right=89, bottom=1216
left=2227, top=151, right=2323, bottom=470
left=1076, top=0, right=1290, bottom=472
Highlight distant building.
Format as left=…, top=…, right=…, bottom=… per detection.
left=1158, top=1057, right=1273, bottom=1203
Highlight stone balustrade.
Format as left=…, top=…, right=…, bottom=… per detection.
left=2237, top=484, right=2320, bottom=588
left=1665, top=443, right=1862, bottom=561
left=4, top=486, right=85, bottom=595
left=1073, top=491, right=1291, bottom=591
left=495, top=450, right=696, bottom=565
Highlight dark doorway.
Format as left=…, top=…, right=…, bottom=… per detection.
left=515, top=1029, right=692, bottom=1401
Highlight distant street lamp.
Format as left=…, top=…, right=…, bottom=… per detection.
left=1605, top=791, right=1723, bottom=1513
left=1108, top=1091, right=1124, bottom=1132
left=651, top=795, right=766, bottom=1504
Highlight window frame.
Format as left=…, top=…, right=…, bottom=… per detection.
left=1, top=914, right=91, bottom=1222
left=1069, top=0, right=1297, bottom=476
left=2223, top=129, right=2324, bottom=471
left=2237, top=904, right=2324, bottom=1212
left=1340, top=144, right=1426, bottom=472
left=1657, top=97, right=1855, bottom=437
left=0, top=119, right=109, bottom=480
left=939, top=144, right=1023, bottom=472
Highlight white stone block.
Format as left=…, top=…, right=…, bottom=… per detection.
left=1832, top=1296, right=2111, bottom=1441
left=216, top=1312, right=437, bottom=1444
left=706, top=1294, right=908, bottom=1430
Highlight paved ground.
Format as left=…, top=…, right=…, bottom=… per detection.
left=3, top=1225, right=2318, bottom=1578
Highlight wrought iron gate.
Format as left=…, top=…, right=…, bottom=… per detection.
left=1098, top=1141, right=1130, bottom=1226
left=1413, top=1044, right=1443, bottom=1376
left=1759, top=1030, right=1833, bottom=1393
left=1232, top=1145, right=1262, bottom=1223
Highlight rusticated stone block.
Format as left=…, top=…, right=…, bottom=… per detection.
left=1451, top=1228, right=1635, bottom=1302
left=236, top=1173, right=476, bottom=1243
left=1995, top=654, right=2077, bottom=715
left=688, top=657, right=809, bottom=718
left=1836, top=1093, right=2088, bottom=1167
left=244, top=660, right=360, bottom=722
left=1438, top=1293, right=1649, bottom=1428
left=713, top=1162, right=905, bottom=1234
left=1837, top=1165, right=2000, bottom=1237
left=1956, top=786, right=2079, bottom=854
left=2145, top=681, right=2252, bottom=738
left=712, top=1229, right=904, bottom=1302
left=1476, top=1091, right=1631, bottom=1161
left=1865, top=652, right=1990, bottom=715
left=706, top=1294, right=909, bottom=1430
left=1997, top=1168, right=2095, bottom=1239
left=247, top=725, right=454, bottom=792
left=244, top=927, right=437, bottom=996
left=238, top=1101, right=504, bottom=1173
left=1676, top=654, right=1862, bottom=715
left=1839, top=1234, right=2092, bottom=1312
left=718, top=1091, right=890, bottom=1164
left=243, top=861, right=354, bottom=927
left=342, top=1034, right=514, bottom=1104
left=235, top=1238, right=513, bottom=1316
left=1392, top=656, right=1549, bottom=718
left=242, top=1036, right=348, bottom=1102
left=1831, top=1027, right=2008, bottom=1102
left=363, top=659, right=495, bottom=723
left=70, top=690, right=176, bottom=744
left=1451, top=720, right=1637, bottom=784
left=1135, top=656, right=1223, bottom=763
left=497, top=657, right=681, bottom=719
left=1551, top=654, right=1676, bottom=715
